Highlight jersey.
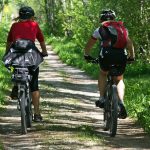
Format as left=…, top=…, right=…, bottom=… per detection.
left=7, top=20, right=44, bottom=43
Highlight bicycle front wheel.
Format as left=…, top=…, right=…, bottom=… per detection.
left=104, top=89, right=111, bottom=131
left=110, top=85, right=119, bottom=137
left=20, top=90, right=27, bottom=134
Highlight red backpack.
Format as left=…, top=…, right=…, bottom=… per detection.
left=99, top=21, right=128, bottom=49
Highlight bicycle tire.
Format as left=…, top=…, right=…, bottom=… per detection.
left=20, top=90, right=27, bottom=134
left=109, top=85, right=119, bottom=137
left=26, top=94, right=32, bottom=128
left=103, top=88, right=111, bottom=131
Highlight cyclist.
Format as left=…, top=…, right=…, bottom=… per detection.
left=5, top=6, right=48, bottom=122
left=84, top=10, right=135, bottom=119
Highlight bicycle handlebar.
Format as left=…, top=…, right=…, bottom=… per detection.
left=84, top=55, right=99, bottom=64
left=84, top=55, right=135, bottom=64
left=41, top=53, right=48, bottom=57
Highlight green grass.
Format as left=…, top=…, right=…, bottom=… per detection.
left=75, top=125, right=102, bottom=141
left=0, top=142, right=4, bottom=150
left=0, top=22, right=11, bottom=105
left=125, top=66, right=150, bottom=133
left=46, top=36, right=150, bottom=134
left=0, top=47, right=11, bottom=104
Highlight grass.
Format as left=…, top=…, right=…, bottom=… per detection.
left=75, top=125, right=102, bottom=141
left=0, top=47, right=11, bottom=104
left=0, top=142, right=4, bottom=150
left=0, top=22, right=11, bottom=105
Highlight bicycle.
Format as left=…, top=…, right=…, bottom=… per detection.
left=86, top=56, right=134, bottom=137
left=103, top=64, right=121, bottom=137
left=10, top=65, right=32, bottom=134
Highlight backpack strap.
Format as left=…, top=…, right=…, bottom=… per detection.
left=99, top=24, right=114, bottom=48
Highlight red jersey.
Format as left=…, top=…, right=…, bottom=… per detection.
left=7, top=20, right=44, bottom=43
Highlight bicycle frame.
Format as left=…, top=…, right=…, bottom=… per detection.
left=12, top=67, right=32, bottom=134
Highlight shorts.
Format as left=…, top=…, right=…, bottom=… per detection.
left=99, top=48, right=127, bottom=75
left=29, top=67, right=39, bottom=92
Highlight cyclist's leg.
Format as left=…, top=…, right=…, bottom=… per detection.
left=98, top=69, right=108, bottom=98
left=110, top=49, right=127, bottom=104
left=96, top=48, right=110, bottom=107
left=107, top=49, right=127, bottom=118
left=115, top=75, right=125, bottom=103
left=96, top=70, right=108, bottom=108
left=115, top=75, right=127, bottom=119
left=32, top=90, right=40, bottom=114
left=29, top=67, right=42, bottom=121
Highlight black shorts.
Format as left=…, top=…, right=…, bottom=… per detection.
left=29, top=67, right=39, bottom=92
left=99, top=48, right=127, bottom=75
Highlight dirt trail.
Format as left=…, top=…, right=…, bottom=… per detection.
left=0, top=44, right=150, bottom=150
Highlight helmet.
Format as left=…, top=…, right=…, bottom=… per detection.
left=100, top=9, right=116, bottom=21
left=19, top=6, right=35, bottom=20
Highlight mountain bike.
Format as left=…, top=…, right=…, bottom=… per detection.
left=87, top=56, right=134, bottom=137
left=11, top=66, right=32, bottom=134
left=103, top=64, right=121, bottom=137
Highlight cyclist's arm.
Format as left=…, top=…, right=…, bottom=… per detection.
left=126, top=37, right=135, bottom=59
left=84, top=27, right=101, bottom=55
left=39, top=41, right=48, bottom=55
left=36, top=24, right=48, bottom=55
left=84, top=37, right=97, bottom=55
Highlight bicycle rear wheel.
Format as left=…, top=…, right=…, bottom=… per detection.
left=109, top=85, right=119, bottom=137
left=26, top=93, right=32, bottom=128
left=20, top=90, right=27, bottom=134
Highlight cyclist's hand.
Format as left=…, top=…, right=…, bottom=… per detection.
left=84, top=55, right=95, bottom=62
left=41, top=52, right=48, bottom=57
left=127, top=57, right=135, bottom=64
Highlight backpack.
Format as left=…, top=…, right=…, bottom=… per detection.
left=99, top=21, right=128, bottom=49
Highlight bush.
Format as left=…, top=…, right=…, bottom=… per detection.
left=0, top=47, right=11, bottom=104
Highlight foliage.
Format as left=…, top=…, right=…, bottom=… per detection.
left=0, top=142, right=4, bottom=150
left=37, top=0, right=150, bottom=54
left=0, top=22, right=9, bottom=46
left=125, top=73, right=150, bottom=133
left=0, top=22, right=11, bottom=104
left=0, top=47, right=11, bottom=104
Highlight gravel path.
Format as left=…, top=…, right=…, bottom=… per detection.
left=0, top=44, right=150, bottom=150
